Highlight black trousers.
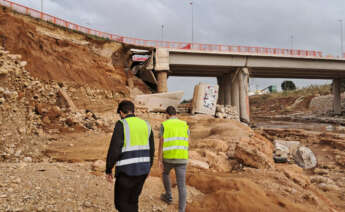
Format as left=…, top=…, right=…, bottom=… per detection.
left=114, top=173, right=148, bottom=212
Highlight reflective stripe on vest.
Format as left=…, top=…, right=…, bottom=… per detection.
left=116, top=157, right=150, bottom=166
left=116, top=117, right=151, bottom=176
left=164, top=137, right=188, bottom=142
left=162, top=119, right=189, bottom=159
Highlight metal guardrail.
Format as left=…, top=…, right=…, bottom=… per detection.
left=1, top=0, right=325, bottom=58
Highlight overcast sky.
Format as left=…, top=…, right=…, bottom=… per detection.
left=10, top=0, right=344, bottom=98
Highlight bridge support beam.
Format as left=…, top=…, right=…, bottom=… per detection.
left=157, top=71, right=168, bottom=93
left=217, top=76, right=225, bottom=105
left=333, top=79, right=342, bottom=115
left=224, top=73, right=232, bottom=106
left=239, top=68, right=250, bottom=123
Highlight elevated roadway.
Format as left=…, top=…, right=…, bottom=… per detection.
left=152, top=48, right=345, bottom=121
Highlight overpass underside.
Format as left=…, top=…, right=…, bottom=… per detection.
left=152, top=48, right=345, bottom=122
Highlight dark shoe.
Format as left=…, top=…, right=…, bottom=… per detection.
left=160, top=193, right=172, bottom=204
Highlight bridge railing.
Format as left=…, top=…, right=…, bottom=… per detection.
left=0, top=0, right=327, bottom=58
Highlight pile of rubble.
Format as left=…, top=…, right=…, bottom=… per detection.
left=273, top=140, right=317, bottom=169
left=215, top=104, right=240, bottom=120
left=0, top=46, right=120, bottom=162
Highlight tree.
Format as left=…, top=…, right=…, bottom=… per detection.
left=281, top=80, right=296, bottom=91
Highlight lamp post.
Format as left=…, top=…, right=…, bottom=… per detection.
left=161, top=24, right=164, bottom=41
left=338, top=20, right=344, bottom=58
left=290, top=35, right=294, bottom=49
left=41, top=0, right=43, bottom=13
left=190, top=1, right=194, bottom=45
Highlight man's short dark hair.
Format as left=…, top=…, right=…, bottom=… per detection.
left=117, top=100, right=135, bottom=114
left=166, top=106, right=176, bottom=115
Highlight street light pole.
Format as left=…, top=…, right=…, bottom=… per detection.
left=161, top=25, right=164, bottom=41
left=339, top=20, right=344, bottom=57
left=190, top=1, right=194, bottom=45
left=290, top=35, right=294, bottom=49
left=41, top=0, right=43, bottom=13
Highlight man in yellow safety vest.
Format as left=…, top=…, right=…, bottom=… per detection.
left=158, top=106, right=189, bottom=212
left=105, top=100, right=154, bottom=212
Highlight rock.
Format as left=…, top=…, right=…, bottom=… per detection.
left=313, top=168, right=329, bottom=175
left=318, top=183, right=339, bottom=192
left=279, top=165, right=311, bottom=188
left=274, top=140, right=300, bottom=155
left=294, top=146, right=317, bottom=169
left=23, top=157, right=32, bottom=163
left=310, top=176, right=334, bottom=184
left=216, top=112, right=225, bottom=118
left=189, top=159, right=209, bottom=170
left=234, top=142, right=274, bottom=169
left=191, top=138, right=229, bottom=152
left=42, top=116, right=51, bottom=125
left=0, top=97, right=5, bottom=104
left=83, top=201, right=92, bottom=208
left=19, top=61, right=27, bottom=67
left=273, top=142, right=289, bottom=163
left=15, top=150, right=22, bottom=157
left=92, top=160, right=106, bottom=172
left=0, top=69, right=8, bottom=75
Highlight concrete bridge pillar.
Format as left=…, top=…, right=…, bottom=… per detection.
left=217, top=76, right=225, bottom=105
left=157, top=71, right=168, bottom=93
left=231, top=70, right=240, bottom=115
left=155, top=48, right=170, bottom=93
left=239, top=68, right=250, bottom=123
left=224, top=73, right=232, bottom=106
left=333, top=79, right=342, bottom=115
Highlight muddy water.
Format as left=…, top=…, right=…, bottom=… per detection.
left=254, top=120, right=345, bottom=133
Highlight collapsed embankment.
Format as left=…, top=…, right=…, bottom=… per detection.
left=0, top=6, right=150, bottom=98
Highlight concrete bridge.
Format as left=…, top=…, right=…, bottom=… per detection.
left=151, top=48, right=345, bottom=122
left=2, top=0, right=344, bottom=122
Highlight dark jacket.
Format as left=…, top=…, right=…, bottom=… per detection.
left=105, top=114, right=155, bottom=176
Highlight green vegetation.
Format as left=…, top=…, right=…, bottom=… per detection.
left=281, top=80, right=296, bottom=91
left=254, top=84, right=331, bottom=100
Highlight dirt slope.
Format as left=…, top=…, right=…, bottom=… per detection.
left=0, top=6, right=150, bottom=96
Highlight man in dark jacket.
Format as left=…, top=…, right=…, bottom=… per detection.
left=106, top=100, right=155, bottom=212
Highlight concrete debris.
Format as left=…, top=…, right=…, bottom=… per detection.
left=135, top=91, right=184, bottom=112
left=294, top=146, right=317, bottom=169
left=189, top=159, right=210, bottom=170
left=273, top=142, right=289, bottom=163
left=57, top=88, right=78, bottom=112
left=273, top=140, right=301, bottom=163
left=309, top=94, right=345, bottom=114
left=215, top=105, right=239, bottom=120
left=92, top=160, right=106, bottom=172
left=191, top=83, right=218, bottom=115
left=234, top=142, right=274, bottom=169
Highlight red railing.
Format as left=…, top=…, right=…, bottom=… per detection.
left=1, top=0, right=325, bottom=58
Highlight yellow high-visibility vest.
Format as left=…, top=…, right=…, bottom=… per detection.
left=116, top=117, right=151, bottom=176
left=162, top=119, right=189, bottom=159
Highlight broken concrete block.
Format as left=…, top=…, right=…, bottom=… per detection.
left=191, top=83, right=218, bottom=115
left=274, top=140, right=301, bottom=156
left=273, top=142, right=289, bottom=163
left=294, top=146, right=317, bottom=169
left=135, top=91, right=184, bottom=112
left=189, top=159, right=209, bottom=170
left=57, top=88, right=77, bottom=112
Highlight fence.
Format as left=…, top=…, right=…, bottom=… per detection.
left=0, top=0, right=325, bottom=58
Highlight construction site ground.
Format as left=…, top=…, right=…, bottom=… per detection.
left=0, top=6, right=344, bottom=212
